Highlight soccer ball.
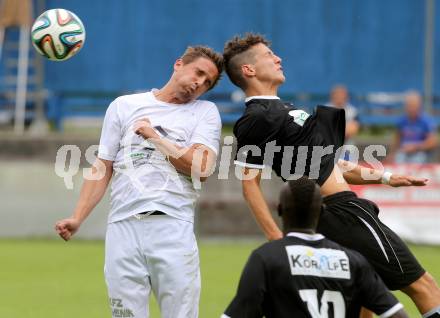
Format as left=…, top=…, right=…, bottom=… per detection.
left=31, top=9, right=85, bottom=61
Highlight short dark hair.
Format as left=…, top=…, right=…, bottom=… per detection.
left=181, top=46, right=224, bottom=90
left=223, top=33, right=270, bottom=89
left=278, top=177, right=322, bottom=231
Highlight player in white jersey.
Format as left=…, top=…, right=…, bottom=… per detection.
left=55, top=46, right=224, bottom=318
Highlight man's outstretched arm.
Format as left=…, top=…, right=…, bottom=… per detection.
left=338, top=159, right=428, bottom=187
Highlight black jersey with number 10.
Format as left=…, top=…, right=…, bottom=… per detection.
left=223, top=233, right=403, bottom=318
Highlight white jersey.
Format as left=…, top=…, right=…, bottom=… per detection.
left=98, top=90, right=221, bottom=224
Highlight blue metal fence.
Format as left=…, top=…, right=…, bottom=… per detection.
left=42, top=91, right=440, bottom=130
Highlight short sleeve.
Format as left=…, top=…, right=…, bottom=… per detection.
left=98, top=99, right=123, bottom=161
left=354, top=255, right=403, bottom=317
left=233, top=111, right=281, bottom=169
left=223, top=251, right=266, bottom=318
left=189, top=103, right=221, bottom=155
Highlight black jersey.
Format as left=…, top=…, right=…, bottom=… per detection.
left=223, top=233, right=403, bottom=318
left=233, top=98, right=345, bottom=185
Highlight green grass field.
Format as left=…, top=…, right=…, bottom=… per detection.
left=0, top=239, right=439, bottom=317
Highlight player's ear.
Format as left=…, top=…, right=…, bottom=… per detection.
left=241, top=64, right=255, bottom=77
left=174, top=58, right=184, bottom=71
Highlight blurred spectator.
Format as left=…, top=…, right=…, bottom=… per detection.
left=327, top=85, right=360, bottom=161
left=327, top=85, right=360, bottom=141
left=388, top=91, right=438, bottom=163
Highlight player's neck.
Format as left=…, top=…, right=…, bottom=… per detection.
left=245, top=82, right=279, bottom=98
left=154, top=85, right=192, bottom=105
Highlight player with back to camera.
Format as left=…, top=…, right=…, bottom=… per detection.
left=222, top=177, right=409, bottom=318
left=222, top=33, right=440, bottom=318
left=55, top=46, right=223, bottom=318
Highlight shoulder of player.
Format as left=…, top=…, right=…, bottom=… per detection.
left=191, top=99, right=220, bottom=113
left=246, top=98, right=288, bottom=113
left=193, top=98, right=216, bottom=107
left=233, top=101, right=285, bottom=136
left=102, top=93, right=151, bottom=121
left=108, top=92, right=149, bottom=110
left=189, top=100, right=221, bottom=124
left=246, top=243, right=277, bottom=267
left=238, top=105, right=268, bottom=124
left=115, top=92, right=148, bottom=102
left=252, top=238, right=290, bottom=258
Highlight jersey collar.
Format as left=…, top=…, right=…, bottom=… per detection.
left=287, top=232, right=325, bottom=241
left=245, top=95, right=280, bottom=103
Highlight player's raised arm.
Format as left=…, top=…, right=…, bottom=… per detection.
left=55, top=158, right=113, bottom=241
left=134, top=118, right=217, bottom=181
left=241, top=168, right=283, bottom=241
left=168, top=143, right=217, bottom=182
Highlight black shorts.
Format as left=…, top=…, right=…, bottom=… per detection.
left=317, top=191, right=425, bottom=290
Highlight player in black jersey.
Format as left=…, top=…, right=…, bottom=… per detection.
left=223, top=33, right=440, bottom=317
left=222, top=177, right=408, bottom=318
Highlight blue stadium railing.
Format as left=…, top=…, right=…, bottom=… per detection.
left=1, top=91, right=439, bottom=130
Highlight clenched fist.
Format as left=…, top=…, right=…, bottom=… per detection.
left=133, top=118, right=159, bottom=139
left=55, top=218, right=81, bottom=241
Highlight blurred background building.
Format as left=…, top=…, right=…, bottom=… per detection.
left=1, top=0, right=439, bottom=130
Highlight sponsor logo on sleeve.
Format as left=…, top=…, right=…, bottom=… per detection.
left=288, top=109, right=310, bottom=127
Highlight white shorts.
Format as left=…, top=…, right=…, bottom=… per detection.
left=104, top=214, right=200, bottom=318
